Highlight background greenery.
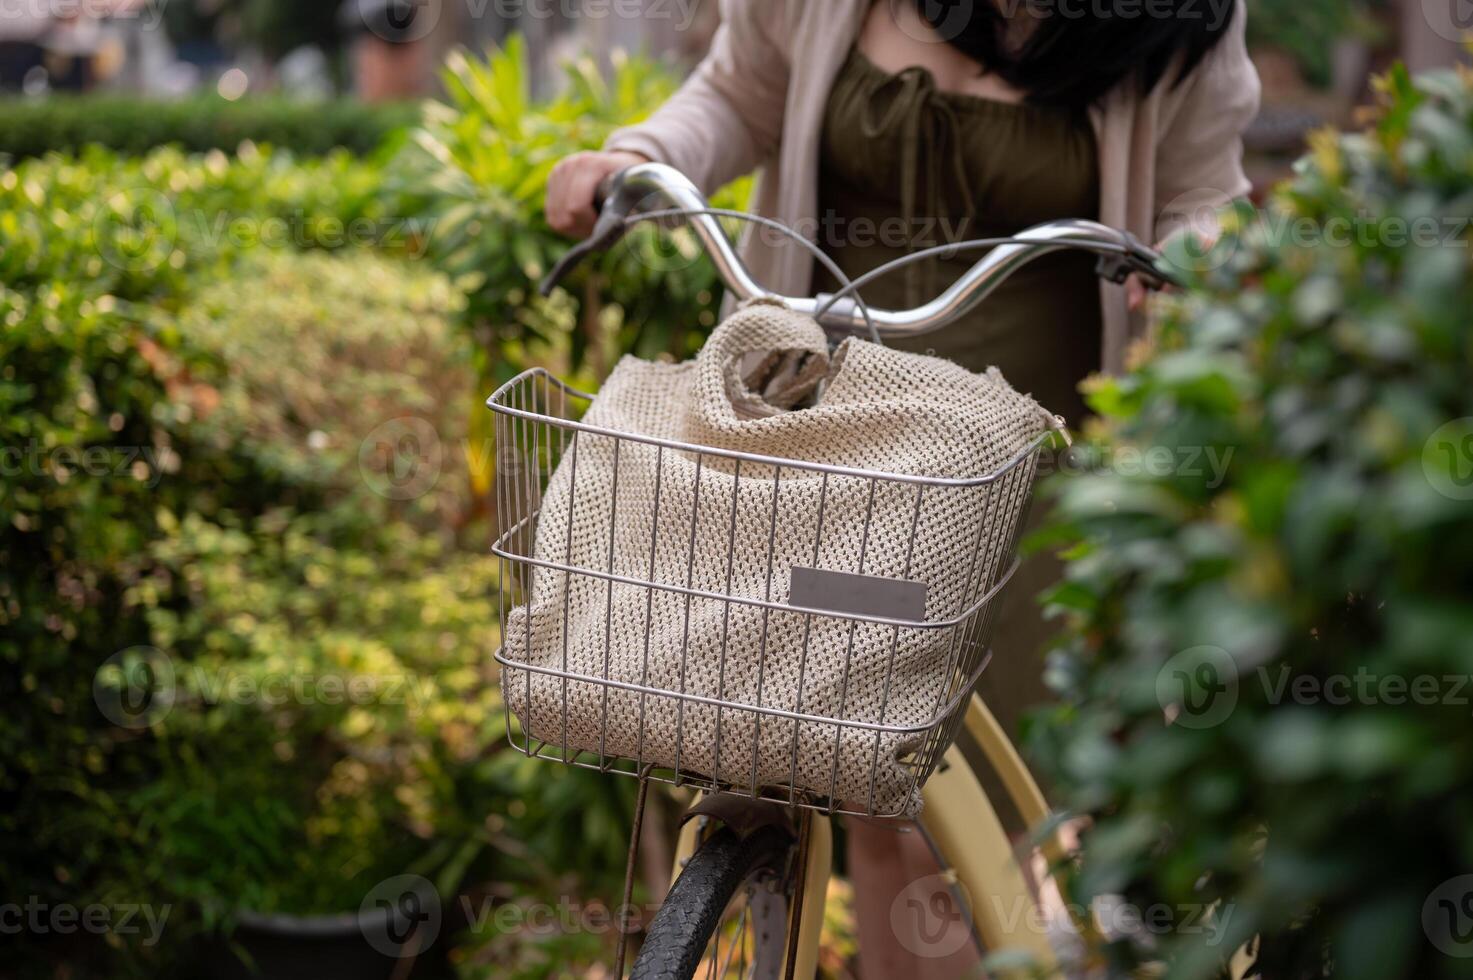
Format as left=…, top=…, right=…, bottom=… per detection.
left=1028, top=64, right=1473, bottom=980
left=388, top=38, right=751, bottom=382
left=7, top=24, right=1470, bottom=980
left=160, top=0, right=345, bottom=67
left=0, top=96, right=416, bottom=160
left=2, top=39, right=731, bottom=979
left=1246, top=0, right=1381, bottom=88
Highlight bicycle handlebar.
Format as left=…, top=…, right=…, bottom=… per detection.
left=542, top=162, right=1178, bottom=340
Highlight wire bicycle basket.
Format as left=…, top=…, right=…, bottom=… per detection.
left=488, top=317, right=1054, bottom=819
left=481, top=164, right=1160, bottom=820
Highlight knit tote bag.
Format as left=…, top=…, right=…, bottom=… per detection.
left=501, top=299, right=1057, bottom=816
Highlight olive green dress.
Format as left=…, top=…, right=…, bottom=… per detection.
left=813, top=48, right=1102, bottom=743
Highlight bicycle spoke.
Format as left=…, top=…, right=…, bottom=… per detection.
left=708, top=907, right=719, bottom=980
left=716, top=895, right=749, bottom=978
left=693, top=883, right=763, bottom=979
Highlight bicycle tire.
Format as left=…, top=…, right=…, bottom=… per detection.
left=629, top=824, right=795, bottom=980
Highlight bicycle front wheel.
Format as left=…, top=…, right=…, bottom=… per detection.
left=629, top=823, right=796, bottom=980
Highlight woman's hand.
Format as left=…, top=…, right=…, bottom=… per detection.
left=1125, top=229, right=1217, bottom=312
left=1125, top=271, right=1155, bottom=312
left=546, top=150, right=651, bottom=238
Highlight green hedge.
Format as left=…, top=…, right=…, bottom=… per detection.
left=0, top=144, right=413, bottom=972
left=1028, top=64, right=1473, bottom=980
left=0, top=95, right=416, bottom=159
left=0, top=116, right=638, bottom=978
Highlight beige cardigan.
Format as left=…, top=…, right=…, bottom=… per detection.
left=606, top=0, right=1261, bottom=374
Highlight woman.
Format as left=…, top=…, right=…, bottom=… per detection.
left=547, top=1, right=1259, bottom=973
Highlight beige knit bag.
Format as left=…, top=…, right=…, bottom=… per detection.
left=498, top=299, right=1056, bottom=816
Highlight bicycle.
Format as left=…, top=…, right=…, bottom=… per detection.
left=488, top=162, right=1183, bottom=979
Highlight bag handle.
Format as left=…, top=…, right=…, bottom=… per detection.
left=692, top=299, right=831, bottom=422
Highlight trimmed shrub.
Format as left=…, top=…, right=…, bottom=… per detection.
left=0, top=95, right=415, bottom=160
left=1, top=243, right=480, bottom=971
left=0, top=142, right=404, bottom=306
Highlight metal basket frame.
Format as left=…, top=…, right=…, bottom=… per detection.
left=489, top=366, right=1048, bottom=818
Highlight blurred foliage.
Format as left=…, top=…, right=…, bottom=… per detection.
left=1027, top=64, right=1473, bottom=979
left=1246, top=0, right=1381, bottom=88
left=388, top=37, right=752, bottom=394
left=162, top=0, right=344, bottom=62
left=0, top=141, right=634, bottom=976
left=0, top=95, right=415, bottom=160
left=819, top=876, right=858, bottom=976
left=237, top=0, right=344, bottom=60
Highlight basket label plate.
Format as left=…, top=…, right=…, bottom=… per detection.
left=788, top=566, right=927, bottom=622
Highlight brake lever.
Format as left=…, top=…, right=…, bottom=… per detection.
left=1093, top=230, right=1184, bottom=291
left=539, top=171, right=636, bottom=297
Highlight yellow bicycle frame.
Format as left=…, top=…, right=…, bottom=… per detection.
left=668, top=694, right=1051, bottom=976
left=668, top=692, right=1252, bottom=979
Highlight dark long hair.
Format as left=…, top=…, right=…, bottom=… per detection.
left=913, top=0, right=1237, bottom=109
